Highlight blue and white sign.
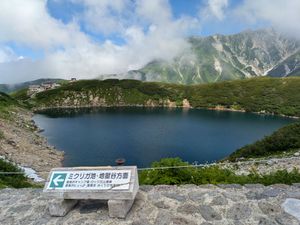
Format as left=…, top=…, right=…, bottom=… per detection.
left=47, top=170, right=131, bottom=190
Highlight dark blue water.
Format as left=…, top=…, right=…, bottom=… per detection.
left=33, top=107, right=297, bottom=168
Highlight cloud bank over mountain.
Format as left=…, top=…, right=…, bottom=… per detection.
left=0, top=0, right=299, bottom=84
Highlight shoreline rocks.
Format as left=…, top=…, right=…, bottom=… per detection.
left=0, top=108, right=63, bottom=179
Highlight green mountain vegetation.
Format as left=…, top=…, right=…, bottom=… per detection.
left=0, top=159, right=35, bottom=188
left=122, top=29, right=300, bottom=84
left=228, top=123, right=300, bottom=160
left=21, top=77, right=300, bottom=117
left=139, top=157, right=300, bottom=185
left=0, top=92, right=21, bottom=119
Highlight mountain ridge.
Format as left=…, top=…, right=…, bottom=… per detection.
left=121, top=28, right=300, bottom=84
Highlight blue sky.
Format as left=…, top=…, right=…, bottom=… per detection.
left=0, top=0, right=299, bottom=83
left=46, top=0, right=267, bottom=44
left=10, top=0, right=267, bottom=61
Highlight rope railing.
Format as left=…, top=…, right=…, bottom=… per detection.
left=0, top=156, right=299, bottom=175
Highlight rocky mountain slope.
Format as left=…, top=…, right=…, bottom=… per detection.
left=123, top=28, right=300, bottom=84
left=268, top=51, right=300, bottom=77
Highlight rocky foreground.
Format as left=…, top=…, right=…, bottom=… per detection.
left=1, top=184, right=300, bottom=225
left=0, top=108, right=63, bottom=179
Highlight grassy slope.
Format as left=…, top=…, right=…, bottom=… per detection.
left=228, top=122, right=300, bottom=160
left=188, top=77, right=300, bottom=117
left=0, top=92, right=20, bottom=119
left=26, top=77, right=300, bottom=117
left=32, top=79, right=186, bottom=107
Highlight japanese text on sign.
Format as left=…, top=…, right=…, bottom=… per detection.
left=47, top=170, right=131, bottom=190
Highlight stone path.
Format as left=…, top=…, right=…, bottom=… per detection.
left=1, top=184, right=300, bottom=225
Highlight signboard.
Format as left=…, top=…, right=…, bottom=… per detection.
left=46, top=169, right=131, bottom=190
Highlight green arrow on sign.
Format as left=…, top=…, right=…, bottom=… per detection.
left=49, top=173, right=67, bottom=188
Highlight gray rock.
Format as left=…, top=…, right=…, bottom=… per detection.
left=198, top=205, right=222, bottom=221
left=258, top=201, right=281, bottom=215
left=261, top=188, right=282, bottom=198
left=246, top=188, right=283, bottom=200
left=244, top=184, right=265, bottom=189
left=189, top=190, right=228, bottom=206
left=286, top=191, right=300, bottom=199
left=131, top=218, right=152, bottom=225
left=232, top=220, right=245, bottom=225
left=188, top=191, right=205, bottom=202
left=147, top=192, right=162, bottom=202
left=198, top=184, right=217, bottom=189
left=155, top=210, right=172, bottom=225
left=292, top=183, right=300, bottom=188
left=218, top=184, right=242, bottom=189
left=256, top=217, right=278, bottom=225
left=162, top=192, right=187, bottom=202
left=269, top=184, right=290, bottom=190
left=177, top=203, right=199, bottom=215
left=7, top=204, right=32, bottom=213
left=226, top=203, right=252, bottom=220
left=153, top=201, right=170, bottom=209
left=222, top=192, right=246, bottom=202
left=274, top=213, right=300, bottom=225
left=211, top=194, right=228, bottom=205
left=139, top=185, right=154, bottom=192
left=172, top=216, right=198, bottom=225
left=246, top=190, right=264, bottom=200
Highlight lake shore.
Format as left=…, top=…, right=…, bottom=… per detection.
left=1, top=106, right=299, bottom=182
left=33, top=102, right=300, bottom=120
left=0, top=108, right=64, bottom=179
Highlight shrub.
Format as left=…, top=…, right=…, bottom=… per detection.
left=0, top=159, right=34, bottom=188
left=228, top=122, right=300, bottom=160
left=139, top=157, right=300, bottom=185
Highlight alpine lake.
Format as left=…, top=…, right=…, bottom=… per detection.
left=33, top=107, right=297, bottom=168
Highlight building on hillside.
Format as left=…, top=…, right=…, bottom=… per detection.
left=27, top=82, right=61, bottom=97
left=28, top=85, right=43, bottom=93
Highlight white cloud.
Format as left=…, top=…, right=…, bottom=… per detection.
left=200, top=0, right=229, bottom=21
left=236, top=0, right=300, bottom=39
left=0, top=46, right=17, bottom=63
left=72, top=0, right=131, bottom=35
left=0, top=0, right=82, bottom=49
left=0, top=0, right=198, bottom=84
